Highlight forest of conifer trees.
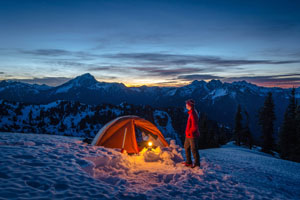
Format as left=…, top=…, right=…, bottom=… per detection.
left=233, top=88, right=300, bottom=163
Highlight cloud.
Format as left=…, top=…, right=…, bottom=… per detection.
left=130, top=67, right=204, bottom=76
left=177, top=74, right=223, bottom=81
left=20, top=49, right=71, bottom=56
left=45, top=60, right=106, bottom=69
left=88, top=66, right=126, bottom=72
left=88, top=66, right=204, bottom=77
left=95, top=75, right=118, bottom=80
left=92, top=33, right=170, bottom=50
left=105, top=53, right=300, bottom=67
left=19, top=49, right=98, bottom=60
left=48, top=60, right=87, bottom=67
left=225, top=73, right=300, bottom=82
left=8, top=77, right=72, bottom=86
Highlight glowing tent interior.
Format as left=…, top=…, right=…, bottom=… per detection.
left=91, top=115, right=169, bottom=154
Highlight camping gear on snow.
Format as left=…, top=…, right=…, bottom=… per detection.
left=91, top=115, right=169, bottom=154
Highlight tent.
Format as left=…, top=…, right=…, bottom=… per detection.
left=91, top=115, right=169, bottom=154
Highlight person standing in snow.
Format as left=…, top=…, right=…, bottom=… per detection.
left=183, top=99, right=200, bottom=168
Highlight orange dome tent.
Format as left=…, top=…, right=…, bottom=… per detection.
left=91, top=115, right=169, bottom=154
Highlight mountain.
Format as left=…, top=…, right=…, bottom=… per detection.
left=47, top=73, right=128, bottom=104
left=1, top=132, right=299, bottom=199
left=1, top=73, right=299, bottom=141
left=0, top=80, right=52, bottom=103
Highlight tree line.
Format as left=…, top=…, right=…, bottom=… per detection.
left=233, top=88, right=300, bottom=162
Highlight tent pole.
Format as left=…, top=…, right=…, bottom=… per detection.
left=121, top=128, right=127, bottom=153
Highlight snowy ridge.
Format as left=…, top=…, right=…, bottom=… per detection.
left=53, top=73, right=126, bottom=94
left=204, top=88, right=228, bottom=102
left=0, top=81, right=40, bottom=94
left=55, top=84, right=73, bottom=94
left=0, top=100, right=182, bottom=143
left=1, top=74, right=299, bottom=99
left=1, top=132, right=299, bottom=199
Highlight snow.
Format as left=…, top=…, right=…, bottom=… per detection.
left=119, top=102, right=131, bottom=109
left=32, top=84, right=52, bottom=91
left=204, top=88, right=228, bottom=101
left=176, top=80, right=209, bottom=97
left=153, top=110, right=182, bottom=146
left=230, top=91, right=237, bottom=98
left=1, top=133, right=300, bottom=199
left=164, top=88, right=177, bottom=96
left=55, top=84, right=73, bottom=94
left=99, top=107, right=122, bottom=116
left=89, top=83, right=111, bottom=90
left=40, top=101, right=60, bottom=109
left=54, top=74, right=98, bottom=94
left=211, top=88, right=227, bottom=99
left=129, top=87, right=141, bottom=92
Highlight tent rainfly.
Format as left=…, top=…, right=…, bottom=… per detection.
left=91, top=115, right=169, bottom=154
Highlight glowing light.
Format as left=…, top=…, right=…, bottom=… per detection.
left=148, top=141, right=153, bottom=147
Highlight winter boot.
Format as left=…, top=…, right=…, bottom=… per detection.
left=191, top=164, right=200, bottom=169
left=182, top=162, right=193, bottom=167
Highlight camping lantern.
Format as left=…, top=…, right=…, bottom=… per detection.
left=148, top=141, right=153, bottom=148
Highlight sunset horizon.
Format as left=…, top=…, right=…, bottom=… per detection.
left=1, top=72, right=299, bottom=89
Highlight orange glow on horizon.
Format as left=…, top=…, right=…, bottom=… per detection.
left=123, top=82, right=190, bottom=88
left=2, top=77, right=299, bottom=89
left=124, top=80, right=300, bottom=89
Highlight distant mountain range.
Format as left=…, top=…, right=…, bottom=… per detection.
left=1, top=73, right=299, bottom=142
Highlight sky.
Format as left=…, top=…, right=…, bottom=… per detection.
left=0, top=0, right=300, bottom=88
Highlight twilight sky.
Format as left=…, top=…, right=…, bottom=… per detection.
left=0, top=0, right=300, bottom=88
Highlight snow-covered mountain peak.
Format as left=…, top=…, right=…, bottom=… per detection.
left=91, top=81, right=126, bottom=91
left=32, top=84, right=52, bottom=90
left=76, top=73, right=94, bottom=79
left=0, top=80, right=46, bottom=94
left=207, top=79, right=223, bottom=89
left=54, top=73, right=98, bottom=93
left=72, top=73, right=97, bottom=86
left=0, top=80, right=28, bottom=87
left=231, top=80, right=259, bottom=89
left=190, top=80, right=207, bottom=86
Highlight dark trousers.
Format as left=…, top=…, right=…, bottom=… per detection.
left=184, top=137, right=200, bottom=166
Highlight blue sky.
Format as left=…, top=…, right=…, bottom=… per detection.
left=0, top=0, right=299, bottom=87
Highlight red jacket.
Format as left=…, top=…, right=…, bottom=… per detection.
left=185, top=109, right=200, bottom=138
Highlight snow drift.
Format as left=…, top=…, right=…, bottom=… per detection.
left=0, top=132, right=299, bottom=199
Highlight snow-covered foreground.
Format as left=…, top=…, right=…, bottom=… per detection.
left=0, top=132, right=299, bottom=200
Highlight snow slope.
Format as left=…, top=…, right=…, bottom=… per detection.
left=0, top=132, right=299, bottom=200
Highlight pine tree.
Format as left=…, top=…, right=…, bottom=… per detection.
left=28, top=109, right=33, bottom=125
left=234, top=104, right=243, bottom=146
left=244, top=110, right=253, bottom=149
left=199, top=113, right=209, bottom=148
left=259, top=92, right=276, bottom=153
left=279, top=88, right=297, bottom=159
left=293, top=105, right=300, bottom=161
